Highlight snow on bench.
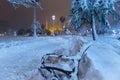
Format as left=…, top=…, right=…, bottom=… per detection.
left=39, top=42, right=91, bottom=80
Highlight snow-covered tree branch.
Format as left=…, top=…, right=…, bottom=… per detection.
left=7, top=0, right=42, bottom=8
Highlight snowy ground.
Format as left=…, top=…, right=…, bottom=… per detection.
left=86, top=36, right=120, bottom=80
left=0, top=36, right=73, bottom=80
left=0, top=35, right=120, bottom=80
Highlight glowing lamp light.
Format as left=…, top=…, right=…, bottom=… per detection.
left=52, top=15, right=56, bottom=21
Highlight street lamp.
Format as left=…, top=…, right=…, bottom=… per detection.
left=33, top=4, right=37, bottom=37
left=52, top=15, right=56, bottom=27
left=33, top=0, right=40, bottom=37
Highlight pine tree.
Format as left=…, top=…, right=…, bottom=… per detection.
left=69, top=0, right=120, bottom=40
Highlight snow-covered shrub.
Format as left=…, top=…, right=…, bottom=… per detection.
left=69, top=37, right=85, bottom=56
left=56, top=36, right=85, bottom=56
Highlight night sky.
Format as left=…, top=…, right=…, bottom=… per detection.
left=0, top=0, right=71, bottom=32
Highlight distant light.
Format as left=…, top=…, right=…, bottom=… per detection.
left=112, top=30, right=116, bottom=34
left=90, top=28, right=92, bottom=31
left=63, top=25, right=65, bottom=28
left=52, top=15, right=55, bottom=20
left=0, top=33, right=4, bottom=36
left=112, top=30, right=117, bottom=36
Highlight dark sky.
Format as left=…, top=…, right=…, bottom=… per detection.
left=0, top=0, right=71, bottom=32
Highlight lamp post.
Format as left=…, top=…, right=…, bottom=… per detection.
left=33, top=4, right=37, bottom=37
left=33, top=0, right=40, bottom=37
left=52, top=15, right=56, bottom=27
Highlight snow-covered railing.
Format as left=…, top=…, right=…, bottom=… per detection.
left=38, top=43, right=91, bottom=80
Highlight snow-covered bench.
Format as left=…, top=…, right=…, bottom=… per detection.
left=39, top=43, right=91, bottom=80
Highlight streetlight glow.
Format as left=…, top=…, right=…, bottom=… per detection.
left=52, top=15, right=56, bottom=28
left=52, top=15, right=56, bottom=21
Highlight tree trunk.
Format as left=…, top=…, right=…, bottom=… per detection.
left=91, top=13, right=97, bottom=40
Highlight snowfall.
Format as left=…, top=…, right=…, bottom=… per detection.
left=0, top=31, right=120, bottom=80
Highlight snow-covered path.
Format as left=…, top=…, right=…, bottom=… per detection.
left=0, top=36, right=71, bottom=80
